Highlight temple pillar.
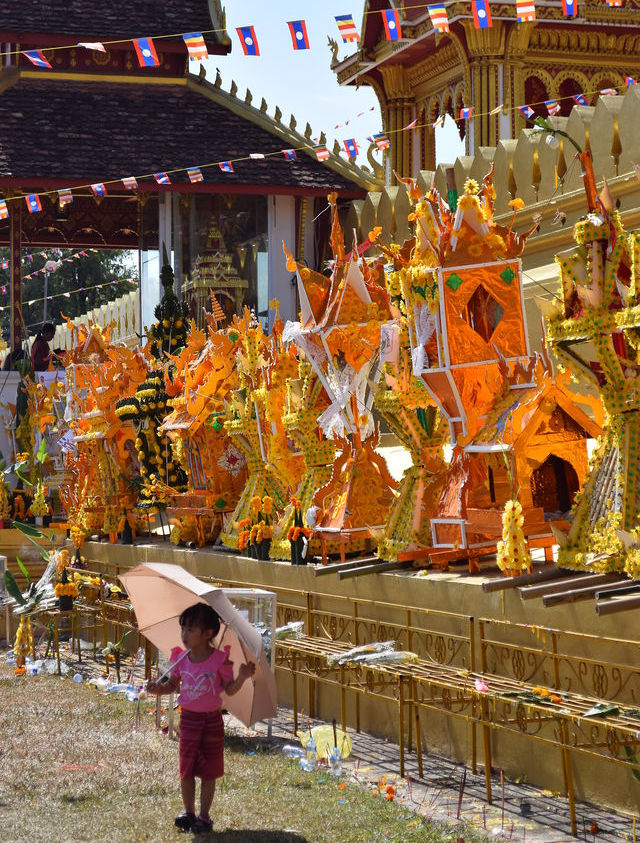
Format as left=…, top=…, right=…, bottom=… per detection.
left=462, top=22, right=506, bottom=155
left=267, top=194, right=296, bottom=328
left=9, top=197, right=21, bottom=355
left=172, top=193, right=184, bottom=299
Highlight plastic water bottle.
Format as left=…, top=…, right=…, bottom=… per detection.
left=300, top=735, right=316, bottom=772
left=329, top=746, right=343, bottom=777
left=125, top=690, right=139, bottom=702
left=281, top=744, right=305, bottom=760
left=73, top=673, right=83, bottom=683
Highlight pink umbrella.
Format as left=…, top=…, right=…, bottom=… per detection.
left=119, top=562, right=277, bottom=727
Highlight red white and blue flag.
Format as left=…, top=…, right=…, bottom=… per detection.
left=219, top=161, right=235, bottom=173
left=572, top=93, right=589, bottom=106
left=25, top=194, right=42, bottom=214
left=335, top=14, right=360, bottom=43
left=428, top=5, right=450, bottom=33
left=237, top=26, right=260, bottom=56
left=122, top=176, right=138, bottom=190
left=605, top=0, right=622, bottom=6
left=91, top=183, right=107, bottom=198
left=0, top=202, right=7, bottom=221
left=288, top=20, right=310, bottom=50
left=282, top=149, right=297, bottom=160
left=183, top=32, right=209, bottom=61
left=561, top=0, right=577, bottom=16
left=58, top=189, right=73, bottom=207
left=1, top=259, right=7, bottom=269
left=343, top=138, right=359, bottom=158
left=314, top=146, right=330, bottom=161
left=1, top=286, right=6, bottom=294
left=154, top=172, right=171, bottom=185
left=626, top=76, right=636, bottom=87
left=187, top=167, right=204, bottom=183
left=23, top=50, right=51, bottom=69
left=519, top=105, right=535, bottom=120
left=546, top=99, right=561, bottom=116
left=460, top=106, right=474, bottom=120
left=516, top=0, right=536, bottom=22
left=133, top=37, right=160, bottom=67
left=382, top=9, right=402, bottom=40
left=472, top=0, right=493, bottom=28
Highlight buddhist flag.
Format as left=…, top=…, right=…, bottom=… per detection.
left=288, top=20, right=310, bottom=50
left=58, top=188, right=73, bottom=207
left=460, top=106, right=473, bottom=120
left=25, top=194, right=42, bottom=214
left=335, top=14, right=360, bottom=43
left=183, top=32, right=209, bottom=62
left=0, top=201, right=7, bottom=220
left=489, top=104, right=504, bottom=115
left=122, top=176, right=138, bottom=190
left=249, top=153, right=266, bottom=159
left=368, top=133, right=390, bottom=149
left=428, top=5, right=450, bottom=33
left=282, top=149, right=297, bottom=160
left=91, top=183, right=107, bottom=198
left=236, top=26, right=260, bottom=56
left=343, top=138, right=359, bottom=158
left=133, top=37, right=160, bottom=67
left=314, top=146, right=330, bottom=161
left=154, top=172, right=171, bottom=185
left=187, top=167, right=204, bottom=183
left=382, top=9, right=402, bottom=40
left=561, top=0, right=576, bottom=16
left=472, top=0, right=493, bottom=28
left=519, top=105, right=535, bottom=119
left=219, top=161, right=234, bottom=173
left=77, top=42, right=105, bottom=52
left=23, top=50, right=52, bottom=69
left=546, top=99, right=561, bottom=115
left=600, top=88, right=618, bottom=96
left=516, top=0, right=536, bottom=21
left=403, top=118, right=418, bottom=130
left=432, top=115, right=445, bottom=129
left=572, top=93, right=589, bottom=106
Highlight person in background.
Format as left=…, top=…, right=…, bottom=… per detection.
left=30, top=322, right=55, bottom=371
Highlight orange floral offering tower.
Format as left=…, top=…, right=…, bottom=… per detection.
left=282, top=193, right=397, bottom=559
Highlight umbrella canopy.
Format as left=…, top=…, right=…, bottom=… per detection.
left=119, top=562, right=277, bottom=727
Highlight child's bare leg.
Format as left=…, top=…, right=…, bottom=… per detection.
left=199, top=778, right=216, bottom=819
left=181, top=777, right=196, bottom=814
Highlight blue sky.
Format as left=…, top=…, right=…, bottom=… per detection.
left=202, top=1, right=464, bottom=167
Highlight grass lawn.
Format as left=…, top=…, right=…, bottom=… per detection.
left=0, top=664, right=489, bottom=842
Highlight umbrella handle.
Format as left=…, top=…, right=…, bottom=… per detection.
left=153, top=648, right=191, bottom=684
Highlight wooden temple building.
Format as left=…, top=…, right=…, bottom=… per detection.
left=0, top=1, right=375, bottom=353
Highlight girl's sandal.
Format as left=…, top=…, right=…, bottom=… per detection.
left=191, top=815, right=213, bottom=834
left=174, top=811, right=196, bottom=832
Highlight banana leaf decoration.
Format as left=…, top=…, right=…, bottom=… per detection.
left=4, top=569, right=26, bottom=605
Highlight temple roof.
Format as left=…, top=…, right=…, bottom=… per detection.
left=0, top=70, right=372, bottom=195
left=0, top=0, right=229, bottom=49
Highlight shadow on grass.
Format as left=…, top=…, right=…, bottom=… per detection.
left=199, top=833, right=308, bottom=842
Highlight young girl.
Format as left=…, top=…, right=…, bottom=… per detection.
left=147, top=602, right=256, bottom=834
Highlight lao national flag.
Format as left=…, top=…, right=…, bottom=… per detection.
left=606, top=0, right=622, bottom=6
left=25, top=194, right=42, bottom=214
left=519, top=105, right=534, bottom=120
left=561, top=0, right=576, bottom=16
left=546, top=99, right=561, bottom=116
left=0, top=201, right=7, bottom=221
left=382, top=9, right=402, bottom=40
left=154, top=172, right=171, bottom=185
left=472, top=0, right=493, bottom=27
left=237, top=26, right=260, bottom=56
left=133, top=37, right=160, bottom=67
left=282, top=149, right=297, bottom=160
left=573, top=93, right=589, bottom=106
left=91, top=183, right=107, bottom=197
left=460, top=106, right=473, bottom=120
left=58, top=188, right=73, bottom=207
left=516, top=0, right=536, bottom=21
left=314, top=146, right=330, bottom=161
left=219, top=161, right=234, bottom=173
left=23, top=50, right=52, bottom=69
left=183, top=32, right=209, bottom=62
left=343, top=139, right=359, bottom=158
left=428, top=5, right=450, bottom=33
left=187, top=167, right=204, bottom=183
left=335, top=14, right=360, bottom=43
left=288, top=20, right=310, bottom=50
left=626, top=76, right=636, bottom=87
left=122, top=176, right=138, bottom=190
left=1, top=287, right=5, bottom=294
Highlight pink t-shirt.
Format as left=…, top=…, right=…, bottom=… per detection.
left=170, top=645, right=234, bottom=713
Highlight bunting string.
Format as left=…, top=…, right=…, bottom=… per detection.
left=0, top=277, right=137, bottom=314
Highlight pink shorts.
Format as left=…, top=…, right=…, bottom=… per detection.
left=179, top=709, right=224, bottom=780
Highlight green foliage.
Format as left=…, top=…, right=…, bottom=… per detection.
left=12, top=519, right=50, bottom=563
left=16, top=557, right=30, bottom=585
left=35, top=438, right=48, bottom=465
left=4, top=569, right=26, bottom=605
